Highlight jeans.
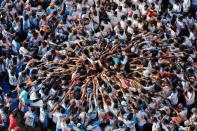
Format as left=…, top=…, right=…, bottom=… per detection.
left=138, top=125, right=144, bottom=131
left=56, top=128, right=62, bottom=131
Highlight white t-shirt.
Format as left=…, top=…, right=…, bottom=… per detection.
left=5, top=58, right=13, bottom=69
left=0, top=63, right=5, bottom=73
left=114, top=0, right=125, bottom=5
left=116, top=10, right=125, bottom=19
left=185, top=91, right=195, bottom=105
left=85, top=22, right=94, bottom=32
left=189, top=32, right=195, bottom=40
left=132, top=0, right=138, bottom=4
left=122, top=7, right=130, bottom=14
left=79, top=112, right=86, bottom=123
left=118, top=117, right=136, bottom=131
left=11, top=40, right=19, bottom=53
left=138, top=22, right=143, bottom=30
left=152, top=121, right=161, bottom=131
left=110, top=15, right=120, bottom=27
left=136, top=111, right=147, bottom=126
left=141, top=8, right=147, bottom=16
left=179, top=109, right=188, bottom=121
left=19, top=47, right=29, bottom=56
left=30, top=91, right=37, bottom=101
left=117, top=33, right=127, bottom=40
left=31, top=100, right=43, bottom=107
left=8, top=69, right=17, bottom=86
left=144, top=85, right=154, bottom=91
left=87, top=0, right=94, bottom=6
left=183, top=0, right=191, bottom=12
left=127, top=28, right=134, bottom=36
left=168, top=91, right=178, bottom=105
left=49, top=88, right=57, bottom=96
left=173, top=3, right=181, bottom=13
left=132, top=19, right=138, bottom=28
left=105, top=125, right=113, bottom=131
left=72, top=11, right=82, bottom=18
left=53, top=112, right=67, bottom=129
left=148, top=0, right=154, bottom=4
left=87, top=125, right=102, bottom=131
left=39, top=108, right=46, bottom=123
left=25, top=111, right=35, bottom=127
left=120, top=20, right=127, bottom=30
left=138, top=3, right=145, bottom=13
left=101, top=22, right=113, bottom=34
left=93, top=15, right=99, bottom=24
left=183, top=37, right=192, bottom=47
left=61, top=122, right=71, bottom=131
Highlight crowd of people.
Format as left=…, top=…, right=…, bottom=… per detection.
left=0, top=0, right=196, bottom=131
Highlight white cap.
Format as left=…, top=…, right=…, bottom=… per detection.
left=121, top=101, right=127, bottom=106
left=77, top=123, right=81, bottom=127
left=131, top=47, right=135, bottom=52
left=184, top=120, right=190, bottom=126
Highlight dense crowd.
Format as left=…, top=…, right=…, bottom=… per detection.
left=0, top=0, right=196, bottom=131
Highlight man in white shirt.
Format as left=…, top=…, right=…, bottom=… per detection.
left=183, top=0, right=191, bottom=13
left=184, top=88, right=195, bottom=107
left=100, top=20, right=113, bottom=35
left=39, top=104, right=49, bottom=130
left=168, top=89, right=178, bottom=106
left=24, top=107, right=37, bottom=128
left=172, top=1, right=182, bottom=15
left=152, top=118, right=161, bottom=131
left=53, top=108, right=67, bottom=131
left=7, top=69, right=17, bottom=90
left=19, top=46, right=29, bottom=56
left=136, top=110, right=148, bottom=131
left=110, top=11, right=120, bottom=27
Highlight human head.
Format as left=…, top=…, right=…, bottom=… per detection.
left=50, top=2, right=55, bottom=8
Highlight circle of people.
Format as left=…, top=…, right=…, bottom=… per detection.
left=0, top=0, right=196, bottom=131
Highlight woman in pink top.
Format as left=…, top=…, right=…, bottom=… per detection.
left=8, top=112, right=17, bottom=131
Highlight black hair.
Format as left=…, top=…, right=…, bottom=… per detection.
left=114, top=85, right=120, bottom=90
left=31, top=107, right=36, bottom=112
left=117, top=91, right=123, bottom=97
left=60, top=107, right=65, bottom=114
left=12, top=112, right=17, bottom=118
left=65, top=118, right=70, bottom=124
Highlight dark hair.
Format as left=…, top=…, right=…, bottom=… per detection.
left=2, top=107, right=8, bottom=113
left=60, top=107, right=65, bottom=114
left=43, top=104, right=48, bottom=110
left=114, top=85, right=120, bottom=90
left=12, top=112, right=17, bottom=118
left=66, top=119, right=70, bottom=124
left=31, top=107, right=36, bottom=112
